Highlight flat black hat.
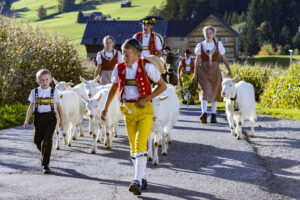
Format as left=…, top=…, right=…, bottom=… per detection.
left=185, top=49, right=192, bottom=54
left=125, top=38, right=143, bottom=52
left=141, top=16, right=156, bottom=25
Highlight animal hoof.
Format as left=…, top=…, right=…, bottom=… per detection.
left=250, top=135, right=254, bottom=138
left=114, top=135, right=118, bottom=138
left=158, top=144, right=162, bottom=148
left=56, top=146, right=60, bottom=150
left=162, top=152, right=167, bottom=156
left=104, top=143, right=107, bottom=146
left=91, top=150, right=96, bottom=154
left=236, top=136, right=240, bottom=140
left=168, top=141, right=171, bottom=144
left=72, top=137, right=77, bottom=140
left=153, top=162, right=158, bottom=166
left=107, top=146, right=112, bottom=150
left=80, top=134, right=84, bottom=137
left=68, top=143, right=72, bottom=146
left=148, top=157, right=153, bottom=161
left=89, top=132, right=92, bottom=135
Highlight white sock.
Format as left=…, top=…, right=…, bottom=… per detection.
left=211, top=102, right=218, bottom=114
left=134, top=152, right=147, bottom=185
left=201, top=100, right=208, bottom=114
left=130, top=153, right=136, bottom=167
left=141, top=156, right=147, bottom=180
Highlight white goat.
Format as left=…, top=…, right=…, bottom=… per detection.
left=53, top=78, right=86, bottom=140
left=221, top=77, right=256, bottom=140
left=148, top=84, right=180, bottom=165
left=55, top=90, right=82, bottom=149
left=83, top=89, right=121, bottom=154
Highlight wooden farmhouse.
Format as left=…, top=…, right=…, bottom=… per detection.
left=81, top=15, right=239, bottom=60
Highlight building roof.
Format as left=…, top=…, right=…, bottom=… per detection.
left=81, top=14, right=239, bottom=45
left=81, top=20, right=168, bottom=45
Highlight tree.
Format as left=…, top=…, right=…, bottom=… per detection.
left=244, top=18, right=259, bottom=56
left=37, top=5, right=47, bottom=19
left=279, top=25, right=291, bottom=46
left=57, top=0, right=75, bottom=12
left=77, top=11, right=84, bottom=23
left=292, top=31, right=300, bottom=49
left=257, top=21, right=273, bottom=46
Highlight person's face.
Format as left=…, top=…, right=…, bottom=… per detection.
left=185, top=53, right=191, bottom=58
left=122, top=48, right=140, bottom=66
left=143, top=24, right=153, bottom=34
left=105, top=38, right=114, bottom=50
left=37, top=74, right=52, bottom=89
left=205, top=29, right=215, bottom=41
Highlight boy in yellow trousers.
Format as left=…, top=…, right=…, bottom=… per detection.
left=101, top=38, right=166, bottom=195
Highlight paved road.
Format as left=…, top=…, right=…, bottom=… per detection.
left=0, top=105, right=299, bottom=200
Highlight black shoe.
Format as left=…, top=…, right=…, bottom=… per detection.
left=129, top=180, right=142, bottom=195
left=141, top=178, right=147, bottom=190
left=211, top=114, right=217, bottom=123
left=43, top=166, right=51, bottom=174
left=200, top=113, right=207, bottom=124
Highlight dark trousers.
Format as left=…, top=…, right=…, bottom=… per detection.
left=33, top=112, right=57, bottom=166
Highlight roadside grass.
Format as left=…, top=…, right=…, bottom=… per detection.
left=238, top=55, right=300, bottom=68
left=0, top=103, right=32, bottom=130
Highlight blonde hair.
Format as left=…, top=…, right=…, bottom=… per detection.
left=203, top=25, right=218, bottom=43
left=36, top=69, right=51, bottom=80
left=103, top=35, right=115, bottom=50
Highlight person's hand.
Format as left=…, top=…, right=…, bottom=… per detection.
left=191, top=75, right=197, bottom=83
left=228, top=71, right=233, bottom=78
left=136, top=97, right=148, bottom=108
left=101, top=109, right=107, bottom=121
left=23, top=121, right=29, bottom=129
left=59, top=120, right=63, bottom=130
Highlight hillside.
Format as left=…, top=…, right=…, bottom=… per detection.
left=11, top=0, right=164, bottom=57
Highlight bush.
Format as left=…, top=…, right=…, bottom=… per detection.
left=0, top=18, right=93, bottom=104
left=293, top=48, right=299, bottom=55
left=260, top=64, right=300, bottom=109
left=222, top=64, right=274, bottom=101
left=37, top=5, right=47, bottom=19
left=258, top=43, right=275, bottom=56
left=276, top=45, right=285, bottom=55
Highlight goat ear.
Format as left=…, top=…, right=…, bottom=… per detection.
left=94, top=75, right=100, bottom=82
left=234, top=76, right=240, bottom=83
left=159, top=96, right=168, bottom=101
left=96, top=93, right=102, bottom=101
left=53, top=78, right=59, bottom=85
left=67, top=82, right=74, bottom=87
left=79, top=76, right=86, bottom=83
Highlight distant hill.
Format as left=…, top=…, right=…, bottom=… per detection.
left=10, top=0, right=164, bottom=56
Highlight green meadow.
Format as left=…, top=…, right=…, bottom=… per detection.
left=11, top=0, right=164, bottom=57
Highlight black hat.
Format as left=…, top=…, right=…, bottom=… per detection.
left=125, top=38, right=143, bottom=52
left=164, top=46, right=172, bottom=51
left=185, top=49, right=192, bottom=54
left=141, top=16, right=156, bottom=25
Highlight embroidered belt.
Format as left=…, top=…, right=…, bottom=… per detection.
left=143, top=46, right=149, bottom=50
left=35, top=98, right=54, bottom=105
left=125, top=79, right=137, bottom=86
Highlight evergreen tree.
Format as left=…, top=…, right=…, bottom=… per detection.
left=37, top=5, right=47, bottom=19
left=244, top=18, right=259, bottom=56
left=292, top=31, right=300, bottom=49
left=258, top=21, right=273, bottom=46
left=57, top=0, right=75, bottom=12
left=279, top=25, right=291, bottom=46
left=77, top=11, right=84, bottom=23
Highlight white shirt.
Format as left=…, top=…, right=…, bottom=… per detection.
left=195, top=41, right=226, bottom=56
left=111, top=61, right=161, bottom=100
left=96, top=49, right=122, bottom=65
left=178, top=57, right=196, bottom=72
left=133, top=33, right=162, bottom=57
left=28, top=87, right=60, bottom=113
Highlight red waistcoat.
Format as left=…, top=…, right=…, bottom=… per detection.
left=136, top=32, right=157, bottom=55
left=117, top=59, right=152, bottom=100
left=181, top=57, right=194, bottom=73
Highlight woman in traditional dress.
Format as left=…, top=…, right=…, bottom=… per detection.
left=192, top=25, right=233, bottom=123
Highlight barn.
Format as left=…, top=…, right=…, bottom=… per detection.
left=81, top=15, right=239, bottom=60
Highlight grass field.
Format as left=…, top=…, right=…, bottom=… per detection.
left=11, top=0, right=164, bottom=57
left=239, top=55, right=300, bottom=68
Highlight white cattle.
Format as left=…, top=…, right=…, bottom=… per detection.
left=55, top=90, right=82, bottom=149
left=83, top=89, right=121, bottom=154
left=221, top=77, right=256, bottom=140
left=148, top=84, right=180, bottom=165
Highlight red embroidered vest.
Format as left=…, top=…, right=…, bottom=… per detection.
left=101, top=50, right=119, bottom=71
left=117, top=59, right=152, bottom=100
left=136, top=32, right=157, bottom=55
left=201, top=41, right=219, bottom=62
left=181, top=57, right=194, bottom=73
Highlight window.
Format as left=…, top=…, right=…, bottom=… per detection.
left=195, top=37, right=204, bottom=43
left=173, top=37, right=184, bottom=42
left=225, top=48, right=232, bottom=53
left=219, top=37, right=229, bottom=43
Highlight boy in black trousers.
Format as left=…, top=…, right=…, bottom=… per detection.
left=24, top=69, right=63, bottom=174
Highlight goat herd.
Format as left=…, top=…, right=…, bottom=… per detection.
left=52, top=75, right=256, bottom=166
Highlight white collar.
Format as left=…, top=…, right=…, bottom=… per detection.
left=127, top=60, right=138, bottom=69
left=143, top=32, right=151, bottom=37
left=38, top=86, right=51, bottom=91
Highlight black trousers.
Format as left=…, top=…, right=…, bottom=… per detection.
left=33, top=112, right=57, bottom=166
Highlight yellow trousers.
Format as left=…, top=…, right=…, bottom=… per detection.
left=181, top=72, right=194, bottom=85
left=120, top=102, right=153, bottom=154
